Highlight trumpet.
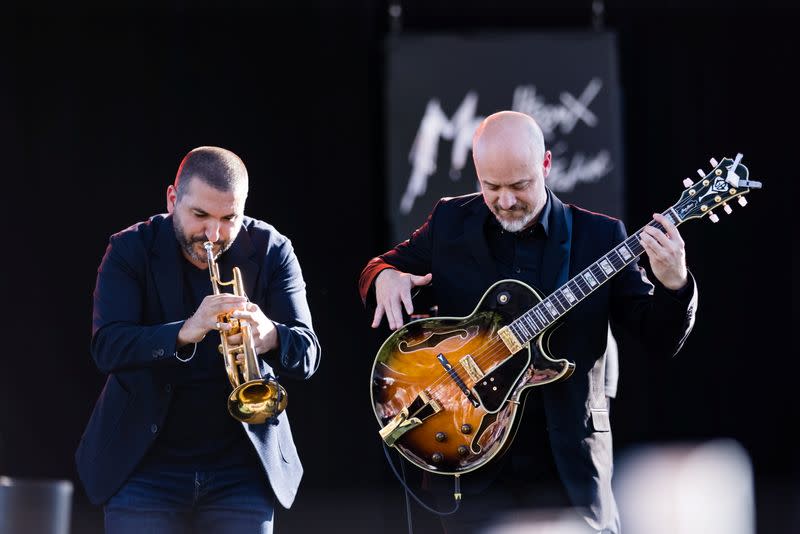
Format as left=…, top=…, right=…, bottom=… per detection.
left=204, top=241, right=287, bottom=425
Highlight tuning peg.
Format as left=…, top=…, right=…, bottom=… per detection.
left=723, top=203, right=733, bottom=214
left=696, top=168, right=706, bottom=178
left=709, top=157, right=719, bottom=167
left=708, top=212, right=720, bottom=223
left=683, top=178, right=694, bottom=188
left=738, top=196, right=748, bottom=207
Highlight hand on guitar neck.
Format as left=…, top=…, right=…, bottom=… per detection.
left=639, top=212, right=689, bottom=291
left=371, top=269, right=433, bottom=330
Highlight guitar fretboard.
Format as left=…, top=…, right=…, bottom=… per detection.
left=506, top=207, right=683, bottom=346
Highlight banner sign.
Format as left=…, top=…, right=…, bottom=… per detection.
left=386, top=32, right=624, bottom=243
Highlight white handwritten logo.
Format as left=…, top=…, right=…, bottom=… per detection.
left=512, top=78, right=602, bottom=135
left=399, top=78, right=612, bottom=214
left=401, top=93, right=482, bottom=214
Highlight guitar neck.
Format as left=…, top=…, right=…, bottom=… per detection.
left=507, top=206, right=686, bottom=346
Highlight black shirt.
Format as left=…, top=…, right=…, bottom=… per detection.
left=476, top=198, right=560, bottom=486
left=141, top=257, right=257, bottom=471
left=483, top=197, right=551, bottom=290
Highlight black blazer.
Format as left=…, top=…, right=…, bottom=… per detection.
left=359, top=191, right=697, bottom=532
left=76, top=214, right=320, bottom=508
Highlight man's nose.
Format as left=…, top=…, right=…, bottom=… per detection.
left=205, top=222, right=221, bottom=243
left=498, top=191, right=517, bottom=210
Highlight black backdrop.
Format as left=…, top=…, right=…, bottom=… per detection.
left=1, top=2, right=796, bottom=533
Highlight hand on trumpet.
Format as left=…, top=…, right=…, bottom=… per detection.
left=177, top=294, right=249, bottom=346
left=229, top=302, right=279, bottom=355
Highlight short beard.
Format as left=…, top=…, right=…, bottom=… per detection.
left=493, top=206, right=536, bottom=233
left=173, top=216, right=233, bottom=265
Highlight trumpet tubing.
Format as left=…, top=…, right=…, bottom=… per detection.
left=204, top=241, right=288, bottom=424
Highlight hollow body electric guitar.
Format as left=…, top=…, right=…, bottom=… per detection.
left=370, top=155, right=760, bottom=475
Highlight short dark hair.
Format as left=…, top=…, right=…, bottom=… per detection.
left=174, top=146, right=248, bottom=199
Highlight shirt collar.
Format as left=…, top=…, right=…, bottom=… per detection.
left=485, top=192, right=551, bottom=238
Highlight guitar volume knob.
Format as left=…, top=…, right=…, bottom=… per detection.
left=460, top=424, right=472, bottom=434
left=435, top=432, right=447, bottom=442
left=457, top=445, right=469, bottom=456
left=432, top=452, right=443, bottom=463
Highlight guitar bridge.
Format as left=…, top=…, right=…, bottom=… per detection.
left=379, top=390, right=442, bottom=447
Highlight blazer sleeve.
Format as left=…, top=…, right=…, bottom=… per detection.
left=358, top=201, right=438, bottom=308
left=259, top=237, right=321, bottom=381
left=608, top=219, right=698, bottom=358
left=90, top=234, right=185, bottom=374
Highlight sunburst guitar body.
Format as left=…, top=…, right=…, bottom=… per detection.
left=370, top=279, right=573, bottom=474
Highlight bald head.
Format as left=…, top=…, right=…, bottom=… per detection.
left=472, top=111, right=546, bottom=171
left=472, top=111, right=551, bottom=232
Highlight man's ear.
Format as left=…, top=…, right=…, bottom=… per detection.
left=166, top=185, right=177, bottom=213
left=542, top=150, right=553, bottom=178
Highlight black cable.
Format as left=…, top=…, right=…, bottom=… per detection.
left=399, top=458, right=414, bottom=534
left=382, top=442, right=461, bottom=517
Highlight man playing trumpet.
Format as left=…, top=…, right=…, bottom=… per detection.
left=77, top=146, right=321, bottom=533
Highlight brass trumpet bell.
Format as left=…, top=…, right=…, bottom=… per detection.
left=228, top=378, right=288, bottom=424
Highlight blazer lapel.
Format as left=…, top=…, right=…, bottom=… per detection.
left=540, top=190, right=573, bottom=295
left=151, top=216, right=185, bottom=323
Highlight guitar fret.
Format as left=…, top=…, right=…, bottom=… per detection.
left=569, top=279, right=586, bottom=299
left=560, top=286, right=577, bottom=304
left=510, top=322, right=523, bottom=342
left=598, top=257, right=615, bottom=276
left=591, top=263, right=608, bottom=282
left=627, top=235, right=644, bottom=255
left=583, top=270, right=599, bottom=288
left=551, top=291, right=568, bottom=312
left=608, top=251, right=625, bottom=270
left=522, top=314, right=537, bottom=335
left=665, top=210, right=678, bottom=225
left=527, top=311, right=543, bottom=331
left=616, top=243, right=633, bottom=261
left=543, top=299, right=559, bottom=317
left=516, top=320, right=530, bottom=340
left=534, top=307, right=550, bottom=326
left=517, top=320, right=532, bottom=339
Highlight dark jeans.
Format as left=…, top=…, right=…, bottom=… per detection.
left=104, top=465, right=274, bottom=534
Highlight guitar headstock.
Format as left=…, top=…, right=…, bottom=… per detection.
left=672, top=154, right=762, bottom=223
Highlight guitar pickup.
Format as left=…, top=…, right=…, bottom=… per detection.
left=459, top=354, right=485, bottom=383
left=497, top=326, right=524, bottom=353
left=379, top=390, right=442, bottom=447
